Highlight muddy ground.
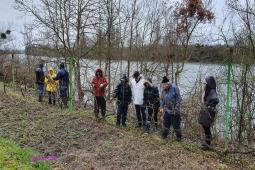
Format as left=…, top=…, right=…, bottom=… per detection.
left=0, top=88, right=254, bottom=170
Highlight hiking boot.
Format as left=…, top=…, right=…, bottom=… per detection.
left=175, top=138, right=182, bottom=142
left=39, top=95, right=43, bottom=102
left=201, top=143, right=210, bottom=150
left=143, top=126, right=149, bottom=133
left=101, top=116, right=106, bottom=121
left=161, top=134, right=167, bottom=140
left=135, top=124, right=142, bottom=128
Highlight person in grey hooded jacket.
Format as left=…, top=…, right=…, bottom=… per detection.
left=198, top=76, right=219, bottom=149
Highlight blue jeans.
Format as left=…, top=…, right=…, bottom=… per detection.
left=37, top=84, right=44, bottom=95
left=116, top=104, right=128, bottom=126
left=37, top=84, right=44, bottom=102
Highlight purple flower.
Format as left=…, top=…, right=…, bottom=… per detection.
left=30, top=156, right=57, bottom=162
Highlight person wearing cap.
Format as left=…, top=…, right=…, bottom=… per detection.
left=143, top=77, right=160, bottom=131
left=160, top=76, right=182, bottom=141
left=54, top=63, right=69, bottom=108
left=35, top=63, right=45, bottom=102
left=45, top=67, right=58, bottom=105
left=91, top=67, right=108, bottom=119
left=131, top=71, right=146, bottom=129
left=198, top=76, right=219, bottom=149
left=113, top=74, right=132, bottom=127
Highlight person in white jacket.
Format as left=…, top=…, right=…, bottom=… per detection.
left=131, top=71, right=146, bottom=129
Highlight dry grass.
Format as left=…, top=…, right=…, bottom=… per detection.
left=0, top=87, right=254, bottom=170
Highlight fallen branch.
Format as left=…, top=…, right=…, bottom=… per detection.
left=227, top=149, right=255, bottom=155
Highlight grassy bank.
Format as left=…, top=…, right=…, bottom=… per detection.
left=0, top=85, right=254, bottom=169
left=0, top=138, right=51, bottom=170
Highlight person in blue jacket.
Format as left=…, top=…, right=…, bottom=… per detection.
left=54, top=63, right=69, bottom=108
left=159, top=76, right=182, bottom=141
left=113, top=74, right=132, bottom=127
left=35, top=63, right=45, bottom=102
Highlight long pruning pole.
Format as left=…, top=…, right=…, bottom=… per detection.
left=225, top=62, right=232, bottom=152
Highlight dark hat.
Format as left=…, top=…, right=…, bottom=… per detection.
left=60, top=62, right=65, bottom=69
left=161, top=76, right=169, bottom=83
left=120, top=74, right=128, bottom=82
left=133, top=71, right=140, bottom=78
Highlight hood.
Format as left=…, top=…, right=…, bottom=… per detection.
left=143, top=77, right=152, bottom=87
left=95, top=67, right=103, bottom=75
left=49, top=68, right=55, bottom=75
left=120, top=74, right=129, bottom=82
left=60, top=63, right=65, bottom=69
left=205, top=76, right=216, bottom=89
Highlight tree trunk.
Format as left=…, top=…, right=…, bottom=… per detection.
left=76, top=58, right=84, bottom=101
left=238, top=64, right=248, bottom=145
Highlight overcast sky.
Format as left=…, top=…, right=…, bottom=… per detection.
left=0, top=0, right=229, bottom=49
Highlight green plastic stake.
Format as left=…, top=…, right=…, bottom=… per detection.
left=225, top=62, right=232, bottom=152
left=12, top=54, right=16, bottom=91
left=69, top=57, right=74, bottom=113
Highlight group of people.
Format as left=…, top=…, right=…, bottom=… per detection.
left=35, top=64, right=219, bottom=149
left=35, top=63, right=69, bottom=108
left=91, top=68, right=219, bottom=149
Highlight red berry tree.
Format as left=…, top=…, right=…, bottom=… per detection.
left=173, top=0, right=214, bottom=84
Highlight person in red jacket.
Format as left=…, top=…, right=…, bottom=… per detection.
left=92, top=67, right=108, bottom=119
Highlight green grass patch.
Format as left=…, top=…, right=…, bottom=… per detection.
left=0, top=138, right=51, bottom=170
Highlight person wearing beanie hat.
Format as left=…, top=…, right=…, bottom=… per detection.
left=198, top=76, right=219, bottom=150
left=91, top=67, right=108, bottom=119
left=120, top=74, right=129, bottom=82
left=161, top=76, right=169, bottom=83
left=54, top=63, right=69, bottom=108
left=113, top=74, right=132, bottom=127
left=132, top=71, right=140, bottom=79
left=131, top=71, right=147, bottom=130
left=143, top=77, right=160, bottom=131
left=35, top=63, right=45, bottom=102
left=160, top=76, right=182, bottom=141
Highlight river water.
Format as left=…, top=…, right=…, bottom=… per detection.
left=14, top=55, right=255, bottom=140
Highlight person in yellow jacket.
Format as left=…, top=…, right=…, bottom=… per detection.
left=45, top=68, right=58, bottom=105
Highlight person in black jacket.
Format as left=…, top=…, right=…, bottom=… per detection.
left=35, top=63, right=45, bottom=102
left=53, top=63, right=69, bottom=108
left=113, top=74, right=132, bottom=127
left=198, top=76, right=219, bottom=149
left=143, top=78, right=160, bottom=131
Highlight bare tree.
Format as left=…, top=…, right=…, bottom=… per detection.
left=15, top=0, right=100, bottom=101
